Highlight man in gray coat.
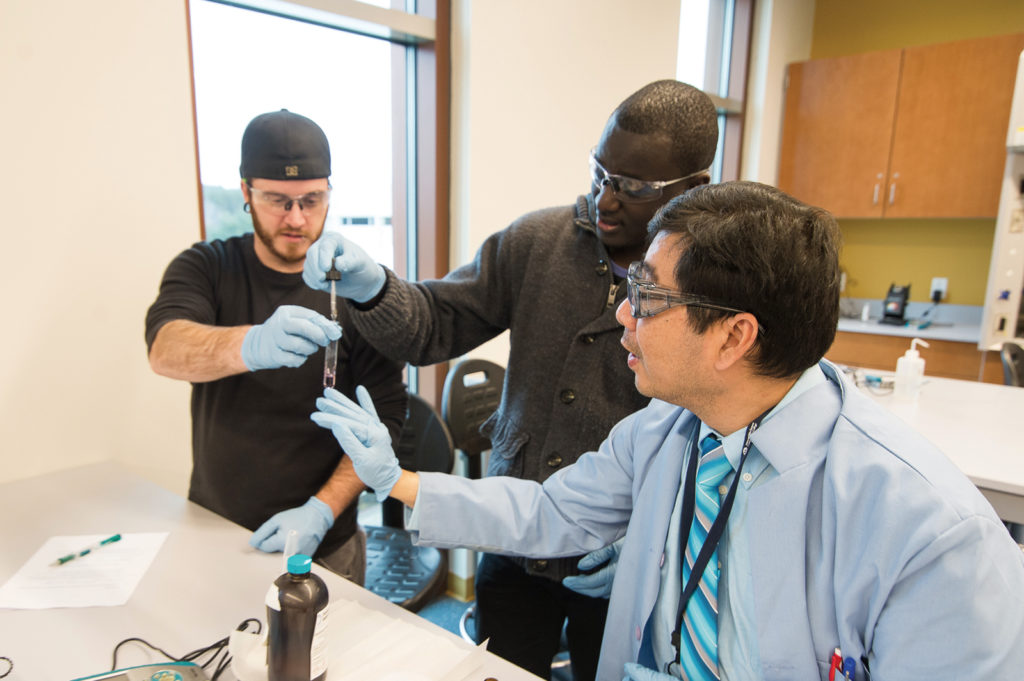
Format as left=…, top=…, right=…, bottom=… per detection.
left=303, top=81, right=719, bottom=679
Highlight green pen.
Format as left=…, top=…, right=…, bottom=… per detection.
left=51, top=533, right=122, bottom=566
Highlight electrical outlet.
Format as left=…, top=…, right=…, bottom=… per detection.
left=930, top=277, right=948, bottom=302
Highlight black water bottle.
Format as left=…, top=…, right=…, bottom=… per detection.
left=266, top=553, right=329, bottom=681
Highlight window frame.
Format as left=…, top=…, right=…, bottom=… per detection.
left=677, top=0, right=753, bottom=182
left=185, top=0, right=451, bottom=402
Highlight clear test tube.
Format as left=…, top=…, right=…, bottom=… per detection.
left=324, top=266, right=341, bottom=388
left=324, top=336, right=338, bottom=388
left=283, top=529, right=300, bottom=571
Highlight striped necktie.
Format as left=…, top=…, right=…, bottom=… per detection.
left=679, top=434, right=732, bottom=681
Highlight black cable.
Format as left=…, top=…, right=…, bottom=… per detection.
left=111, top=638, right=181, bottom=670
left=0, top=656, right=12, bottom=679
left=109, top=618, right=263, bottom=676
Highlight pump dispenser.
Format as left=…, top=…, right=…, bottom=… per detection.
left=894, top=338, right=929, bottom=402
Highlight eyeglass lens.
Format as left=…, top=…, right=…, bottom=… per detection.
left=590, top=157, right=664, bottom=202
left=252, top=189, right=329, bottom=214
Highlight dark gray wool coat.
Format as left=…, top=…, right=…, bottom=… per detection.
left=347, top=195, right=650, bottom=580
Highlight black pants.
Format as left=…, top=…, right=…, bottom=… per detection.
left=474, top=553, right=609, bottom=681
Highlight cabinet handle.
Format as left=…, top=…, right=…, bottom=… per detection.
left=873, top=183, right=880, bottom=204
left=889, top=182, right=896, bottom=205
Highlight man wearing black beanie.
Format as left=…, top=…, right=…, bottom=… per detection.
left=145, top=110, right=407, bottom=583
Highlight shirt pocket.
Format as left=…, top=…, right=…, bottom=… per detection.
left=480, top=409, right=530, bottom=477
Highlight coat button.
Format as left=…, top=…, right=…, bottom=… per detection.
left=595, top=260, right=609, bottom=276
left=560, top=389, right=576, bottom=404
left=581, top=334, right=595, bottom=344
left=532, top=559, right=549, bottom=571
left=546, top=454, right=563, bottom=468
left=659, top=552, right=665, bottom=567
left=636, top=625, right=642, bottom=641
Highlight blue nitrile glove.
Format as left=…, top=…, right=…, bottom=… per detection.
left=622, top=662, right=677, bottom=681
left=562, top=537, right=624, bottom=598
left=249, top=496, right=335, bottom=557
left=241, top=305, right=341, bottom=371
left=303, top=231, right=386, bottom=303
left=311, top=385, right=401, bottom=501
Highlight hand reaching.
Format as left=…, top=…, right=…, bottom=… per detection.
left=311, top=385, right=401, bottom=501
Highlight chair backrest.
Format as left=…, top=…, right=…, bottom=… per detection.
left=442, top=359, right=506, bottom=460
left=382, top=393, right=454, bottom=528
left=1001, top=341, right=1024, bottom=387
left=394, top=393, right=455, bottom=474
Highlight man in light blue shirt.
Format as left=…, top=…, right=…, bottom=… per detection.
left=312, top=181, right=1024, bottom=680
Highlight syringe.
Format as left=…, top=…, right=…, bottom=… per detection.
left=324, top=264, right=341, bottom=388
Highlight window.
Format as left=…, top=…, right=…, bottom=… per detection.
left=677, top=0, right=752, bottom=181
left=188, top=0, right=450, bottom=398
left=190, top=1, right=399, bottom=267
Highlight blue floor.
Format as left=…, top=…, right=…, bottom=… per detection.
left=418, top=595, right=474, bottom=639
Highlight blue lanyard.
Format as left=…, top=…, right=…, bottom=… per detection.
left=670, top=412, right=767, bottom=661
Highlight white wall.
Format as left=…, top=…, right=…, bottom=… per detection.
left=0, top=0, right=807, bottom=492
left=0, top=0, right=197, bottom=491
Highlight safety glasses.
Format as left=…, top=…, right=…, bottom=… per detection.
left=626, top=261, right=759, bottom=327
left=589, top=151, right=706, bottom=203
left=248, top=186, right=331, bottom=215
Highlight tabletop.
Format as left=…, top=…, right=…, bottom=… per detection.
left=855, top=370, right=1024, bottom=523
left=0, top=462, right=541, bottom=681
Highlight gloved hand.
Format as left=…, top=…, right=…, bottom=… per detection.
left=249, top=496, right=335, bottom=557
left=562, top=536, right=624, bottom=598
left=303, top=231, right=386, bottom=303
left=622, top=662, right=677, bottom=681
left=241, top=305, right=341, bottom=371
left=311, top=385, right=401, bottom=501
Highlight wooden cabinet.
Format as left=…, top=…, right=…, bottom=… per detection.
left=825, top=331, right=1004, bottom=384
left=779, top=33, right=1024, bottom=219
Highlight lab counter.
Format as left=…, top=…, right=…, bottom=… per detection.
left=855, top=371, right=1024, bottom=525
left=836, top=318, right=982, bottom=343
left=830, top=300, right=1003, bottom=383
left=0, top=462, right=541, bottom=681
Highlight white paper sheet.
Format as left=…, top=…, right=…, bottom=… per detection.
left=324, top=598, right=487, bottom=681
left=0, top=532, right=168, bottom=609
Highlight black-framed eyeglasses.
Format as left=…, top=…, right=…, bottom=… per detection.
left=589, top=150, right=706, bottom=203
left=626, top=261, right=763, bottom=334
left=248, top=186, right=331, bottom=215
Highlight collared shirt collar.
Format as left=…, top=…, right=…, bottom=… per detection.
left=698, top=364, right=828, bottom=487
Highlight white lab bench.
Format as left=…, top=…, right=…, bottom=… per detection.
left=858, top=372, right=1024, bottom=524
left=0, top=462, right=541, bottom=681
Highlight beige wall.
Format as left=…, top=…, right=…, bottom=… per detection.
left=1, top=0, right=802, bottom=489
left=1, top=0, right=197, bottom=490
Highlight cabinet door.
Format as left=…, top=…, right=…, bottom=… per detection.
left=886, top=33, right=1024, bottom=218
left=778, top=50, right=901, bottom=217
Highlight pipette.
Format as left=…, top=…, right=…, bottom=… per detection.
left=324, top=264, right=341, bottom=388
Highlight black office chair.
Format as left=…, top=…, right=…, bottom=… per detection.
left=442, top=358, right=506, bottom=480
left=1000, top=341, right=1024, bottom=387
left=364, top=393, right=455, bottom=612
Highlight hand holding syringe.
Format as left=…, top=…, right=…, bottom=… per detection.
left=324, top=263, right=341, bottom=388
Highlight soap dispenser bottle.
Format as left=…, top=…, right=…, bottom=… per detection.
left=894, top=338, right=929, bottom=402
